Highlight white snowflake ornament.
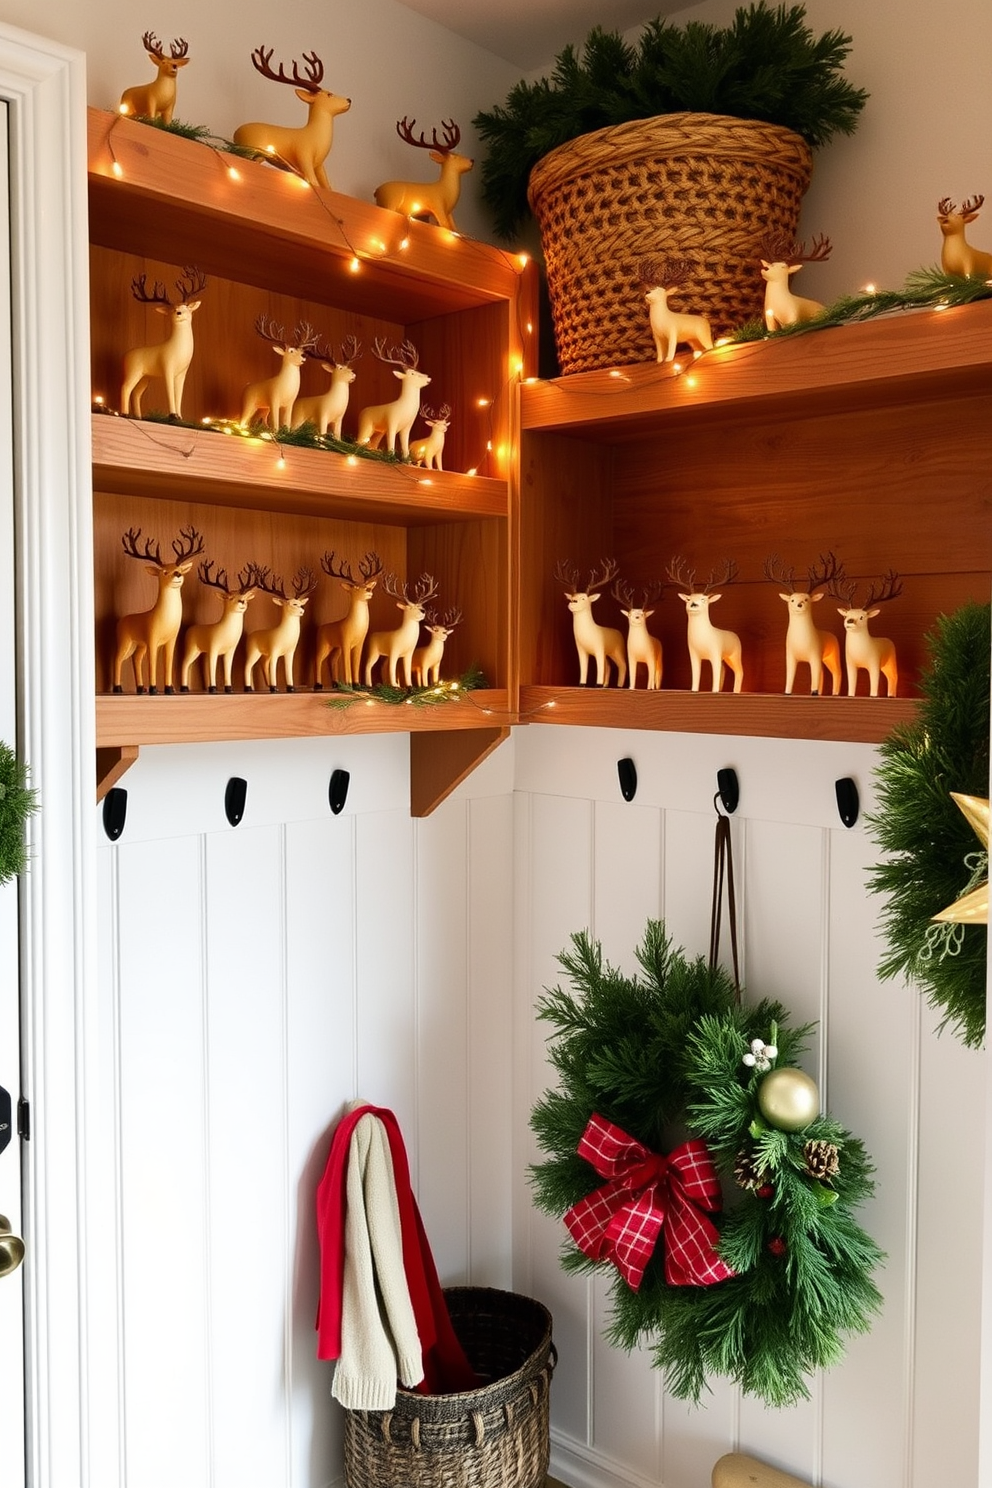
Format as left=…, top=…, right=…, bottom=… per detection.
left=742, top=1036, right=778, bottom=1073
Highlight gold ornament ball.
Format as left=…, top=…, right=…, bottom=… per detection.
left=757, top=1067, right=820, bottom=1132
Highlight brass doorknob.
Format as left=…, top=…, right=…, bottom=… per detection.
left=0, top=1214, right=25, bottom=1276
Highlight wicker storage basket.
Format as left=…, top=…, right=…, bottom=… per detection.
left=343, top=1287, right=555, bottom=1488
left=527, top=112, right=813, bottom=374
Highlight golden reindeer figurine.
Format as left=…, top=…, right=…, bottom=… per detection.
left=291, top=335, right=362, bottom=439
left=364, top=572, right=439, bottom=687
left=374, top=118, right=474, bottom=230
left=314, top=550, right=384, bottom=688
left=668, top=557, right=744, bottom=694
left=112, top=525, right=205, bottom=694
left=180, top=561, right=258, bottom=693
left=120, top=266, right=206, bottom=420
left=937, top=196, right=992, bottom=278
left=554, top=559, right=627, bottom=687
left=119, top=32, right=190, bottom=123
left=233, top=48, right=351, bottom=189
left=409, top=404, right=451, bottom=470
left=831, top=570, right=902, bottom=697
left=639, top=257, right=712, bottom=363
left=760, top=235, right=832, bottom=331
left=356, top=338, right=432, bottom=459
left=241, top=315, right=318, bottom=430
left=612, top=577, right=664, bottom=689
left=764, top=552, right=843, bottom=696
left=244, top=567, right=318, bottom=692
left=412, top=607, right=462, bottom=686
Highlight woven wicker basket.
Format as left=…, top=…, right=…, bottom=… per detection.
left=527, top=112, right=813, bottom=374
left=343, top=1287, right=555, bottom=1488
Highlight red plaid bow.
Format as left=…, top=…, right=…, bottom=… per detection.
left=563, top=1113, right=735, bottom=1290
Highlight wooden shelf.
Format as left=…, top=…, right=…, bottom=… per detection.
left=92, top=413, right=508, bottom=524
left=520, top=686, right=917, bottom=743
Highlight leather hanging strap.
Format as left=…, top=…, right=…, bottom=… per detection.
left=709, top=802, right=741, bottom=1000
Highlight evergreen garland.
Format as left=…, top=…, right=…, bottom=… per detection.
left=0, top=740, right=38, bottom=885
left=865, top=602, right=991, bottom=1048
left=731, top=266, right=992, bottom=343
left=324, top=666, right=485, bottom=708
left=531, top=921, right=884, bottom=1406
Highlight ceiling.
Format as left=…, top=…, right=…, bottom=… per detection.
left=392, top=0, right=689, bottom=72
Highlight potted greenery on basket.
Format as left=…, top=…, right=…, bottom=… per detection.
left=473, top=3, right=868, bottom=373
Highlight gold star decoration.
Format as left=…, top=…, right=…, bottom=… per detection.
left=932, top=792, right=989, bottom=926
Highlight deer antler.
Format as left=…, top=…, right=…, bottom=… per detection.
left=293, top=567, right=318, bottom=598
left=420, top=403, right=451, bottom=423
left=666, top=555, right=696, bottom=590
left=639, top=256, right=692, bottom=290
left=253, top=314, right=318, bottom=351
left=130, top=275, right=172, bottom=306
left=197, top=560, right=255, bottom=595
left=759, top=233, right=832, bottom=265
left=584, top=558, right=619, bottom=592
left=371, top=336, right=420, bottom=369
left=121, top=527, right=163, bottom=564
left=249, top=46, right=325, bottom=92
left=172, top=526, right=206, bottom=562
left=863, top=569, right=903, bottom=608
left=176, top=266, right=206, bottom=302
left=705, top=558, right=739, bottom=592
left=553, top=559, right=581, bottom=591
left=142, top=31, right=187, bottom=60
left=961, top=194, right=986, bottom=215
left=382, top=571, right=438, bottom=604
left=395, top=117, right=461, bottom=153
left=337, top=334, right=362, bottom=366
left=763, top=554, right=797, bottom=588
left=807, top=550, right=844, bottom=590
left=359, top=551, right=384, bottom=582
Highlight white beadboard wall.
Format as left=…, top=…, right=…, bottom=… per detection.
left=92, top=720, right=985, bottom=1488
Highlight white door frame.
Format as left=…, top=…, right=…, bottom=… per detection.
left=0, top=22, right=97, bottom=1488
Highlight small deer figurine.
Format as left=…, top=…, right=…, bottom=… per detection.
left=121, top=266, right=206, bottom=420
left=373, top=118, right=475, bottom=230
left=831, top=570, right=902, bottom=697
left=554, top=559, right=627, bottom=687
left=412, top=607, right=462, bottom=686
left=612, top=578, right=664, bottom=689
left=937, top=196, right=992, bottom=279
left=290, top=335, right=362, bottom=438
left=118, top=32, right=190, bottom=123
left=233, top=48, right=351, bottom=189
left=244, top=566, right=318, bottom=692
left=180, top=562, right=258, bottom=693
left=668, top=557, right=744, bottom=694
left=113, top=525, right=205, bottom=694
left=760, top=234, right=832, bottom=331
left=409, top=404, right=451, bottom=470
left=356, top=338, right=432, bottom=459
left=314, top=550, right=384, bottom=687
left=639, top=257, right=713, bottom=363
left=364, top=572, right=439, bottom=687
left=764, top=552, right=844, bottom=696
left=240, top=315, right=318, bottom=429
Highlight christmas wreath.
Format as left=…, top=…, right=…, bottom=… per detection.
left=0, top=740, right=37, bottom=885
left=530, top=921, right=884, bottom=1406
left=866, top=602, right=990, bottom=1048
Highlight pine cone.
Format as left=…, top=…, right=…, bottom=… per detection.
left=804, top=1138, right=840, bottom=1180
left=733, top=1147, right=770, bottom=1190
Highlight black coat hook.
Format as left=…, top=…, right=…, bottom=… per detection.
left=329, top=769, right=350, bottom=815
left=617, top=758, right=637, bottom=802
left=225, top=777, right=248, bottom=827
left=835, top=777, right=859, bottom=828
left=102, top=787, right=128, bottom=841
left=716, top=767, right=739, bottom=815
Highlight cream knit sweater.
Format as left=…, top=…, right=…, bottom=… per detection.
left=330, top=1110, right=424, bottom=1410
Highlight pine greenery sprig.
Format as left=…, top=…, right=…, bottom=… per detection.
left=531, top=920, right=884, bottom=1406
left=324, top=666, right=485, bottom=709
left=474, top=3, right=868, bottom=240
left=0, top=740, right=38, bottom=884
left=731, top=266, right=992, bottom=343
left=865, top=602, right=990, bottom=1047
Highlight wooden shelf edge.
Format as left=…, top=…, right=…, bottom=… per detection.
left=410, top=726, right=511, bottom=816
left=519, top=686, right=917, bottom=743
left=95, top=688, right=514, bottom=747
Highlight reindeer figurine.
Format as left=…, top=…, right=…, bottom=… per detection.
left=290, top=335, right=362, bottom=438
left=364, top=572, right=439, bottom=687
left=120, top=266, right=206, bottom=420
left=764, top=552, right=844, bottom=696
left=180, top=561, right=258, bottom=693
left=639, top=257, right=713, bottom=364
left=554, top=559, right=627, bottom=687
left=668, top=557, right=744, bottom=693
left=409, top=404, right=451, bottom=470
left=233, top=48, right=351, bottom=189
left=412, top=607, right=462, bottom=686
left=612, top=578, right=664, bottom=689
left=314, top=550, right=384, bottom=687
left=112, top=525, right=205, bottom=694
left=760, top=235, right=832, bottom=331
left=119, top=32, right=190, bottom=123
left=831, top=570, right=902, bottom=697
left=356, top=338, right=432, bottom=459
left=240, top=315, right=318, bottom=429
left=244, top=566, right=318, bottom=692
left=937, top=196, right=992, bottom=279
left=373, top=118, right=474, bottom=231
